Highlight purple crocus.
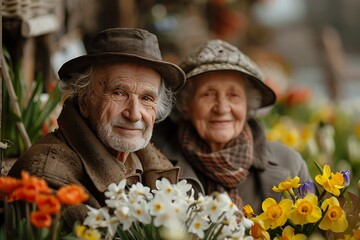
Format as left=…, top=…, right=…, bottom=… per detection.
left=340, top=170, right=350, bottom=187
left=299, top=180, right=316, bottom=197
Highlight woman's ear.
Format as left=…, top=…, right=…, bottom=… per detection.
left=78, top=96, right=91, bottom=118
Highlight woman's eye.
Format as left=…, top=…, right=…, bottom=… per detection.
left=113, top=89, right=124, bottom=96
left=203, top=90, right=215, bottom=97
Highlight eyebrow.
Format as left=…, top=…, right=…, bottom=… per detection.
left=109, top=82, right=159, bottom=97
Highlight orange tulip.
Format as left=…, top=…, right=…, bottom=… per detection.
left=285, top=87, right=311, bottom=106
left=0, top=176, right=21, bottom=194
left=9, top=172, right=52, bottom=202
left=30, top=211, right=52, bottom=228
left=57, top=185, right=89, bottom=205
left=36, top=194, right=61, bottom=215
left=20, top=171, right=51, bottom=194
left=10, top=185, right=38, bottom=202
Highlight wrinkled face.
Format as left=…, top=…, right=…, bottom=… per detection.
left=79, top=62, right=161, bottom=153
left=186, top=71, right=247, bottom=151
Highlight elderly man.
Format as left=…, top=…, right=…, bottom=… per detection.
left=8, top=28, right=186, bottom=226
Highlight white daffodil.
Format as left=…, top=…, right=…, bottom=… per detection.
left=153, top=178, right=178, bottom=200
left=215, top=192, right=239, bottom=218
left=159, top=218, right=188, bottom=240
left=242, top=217, right=254, bottom=229
left=131, top=200, right=151, bottom=224
left=83, top=180, right=254, bottom=239
left=173, top=179, right=193, bottom=198
left=114, top=206, right=135, bottom=231
left=83, top=206, right=110, bottom=229
left=128, top=181, right=153, bottom=203
left=202, top=195, right=228, bottom=222
left=188, top=214, right=210, bottom=239
left=103, top=212, right=119, bottom=237
left=105, top=179, right=127, bottom=199
left=214, top=223, right=233, bottom=239
left=150, top=195, right=175, bottom=228
left=148, top=191, right=172, bottom=216
left=172, top=199, right=190, bottom=221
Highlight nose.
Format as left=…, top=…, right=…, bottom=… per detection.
left=213, top=96, right=230, bottom=114
left=121, top=97, right=142, bottom=122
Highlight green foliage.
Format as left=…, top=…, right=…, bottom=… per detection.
left=1, top=49, right=61, bottom=157
left=259, top=99, right=360, bottom=193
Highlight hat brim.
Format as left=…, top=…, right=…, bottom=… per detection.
left=186, top=63, right=276, bottom=108
left=58, top=52, right=186, bottom=92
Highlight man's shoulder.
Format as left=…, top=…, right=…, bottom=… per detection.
left=8, top=133, right=82, bottom=183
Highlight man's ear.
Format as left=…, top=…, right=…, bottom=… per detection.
left=78, top=96, right=91, bottom=118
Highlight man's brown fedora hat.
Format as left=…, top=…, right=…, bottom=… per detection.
left=58, top=28, right=186, bottom=92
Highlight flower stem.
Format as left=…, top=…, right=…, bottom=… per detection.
left=51, top=212, right=61, bottom=240
left=25, top=203, right=35, bottom=240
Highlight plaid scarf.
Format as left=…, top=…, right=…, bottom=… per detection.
left=180, top=122, right=254, bottom=209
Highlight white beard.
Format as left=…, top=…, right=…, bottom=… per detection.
left=96, top=118, right=152, bottom=152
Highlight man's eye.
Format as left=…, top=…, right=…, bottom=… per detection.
left=142, top=95, right=155, bottom=101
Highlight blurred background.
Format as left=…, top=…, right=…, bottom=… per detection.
left=2, top=0, right=360, bottom=190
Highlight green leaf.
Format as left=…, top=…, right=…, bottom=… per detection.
left=313, top=160, right=324, bottom=175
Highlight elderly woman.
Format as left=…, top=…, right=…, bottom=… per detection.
left=152, top=39, right=311, bottom=213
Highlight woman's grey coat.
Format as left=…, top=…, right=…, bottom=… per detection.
left=152, top=118, right=311, bottom=213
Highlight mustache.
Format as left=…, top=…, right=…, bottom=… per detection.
left=111, top=118, right=146, bottom=130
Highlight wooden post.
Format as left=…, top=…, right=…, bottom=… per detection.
left=1, top=0, right=3, bottom=170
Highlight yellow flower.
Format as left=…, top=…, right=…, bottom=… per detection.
left=281, top=128, right=300, bottom=149
left=336, top=234, right=354, bottom=240
left=267, top=124, right=283, bottom=142
left=75, top=225, right=102, bottom=240
left=315, top=165, right=344, bottom=196
left=288, top=193, right=322, bottom=225
left=274, top=225, right=307, bottom=240
left=353, top=229, right=360, bottom=239
left=250, top=218, right=271, bottom=240
left=319, top=196, right=348, bottom=233
left=257, top=198, right=293, bottom=229
left=355, top=122, right=360, bottom=139
left=243, top=204, right=255, bottom=218
left=272, top=177, right=301, bottom=196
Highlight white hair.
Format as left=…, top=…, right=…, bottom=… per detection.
left=58, top=66, right=175, bottom=123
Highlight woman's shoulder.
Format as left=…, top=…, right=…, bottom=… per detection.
left=265, top=140, right=311, bottom=181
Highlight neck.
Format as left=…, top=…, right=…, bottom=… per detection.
left=116, top=152, right=130, bottom=163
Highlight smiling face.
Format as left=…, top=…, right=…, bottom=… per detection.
left=186, top=71, right=248, bottom=151
left=79, top=62, right=161, bottom=155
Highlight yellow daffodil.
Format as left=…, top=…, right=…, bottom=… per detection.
left=336, top=234, right=355, bottom=240
left=315, top=165, right=345, bottom=196
left=355, top=122, right=360, bottom=139
left=272, top=177, right=301, bottom=197
left=281, top=128, right=300, bottom=149
left=266, top=123, right=283, bottom=142
left=75, top=225, right=102, bottom=240
left=243, top=204, right=255, bottom=218
left=250, top=218, right=271, bottom=240
left=257, top=198, right=293, bottom=229
left=353, top=229, right=360, bottom=239
left=288, top=193, right=322, bottom=225
left=319, top=196, right=348, bottom=233
left=274, top=225, right=307, bottom=240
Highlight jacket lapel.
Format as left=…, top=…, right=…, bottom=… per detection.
left=58, top=99, right=126, bottom=193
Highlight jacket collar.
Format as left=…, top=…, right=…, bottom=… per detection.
left=58, top=99, right=178, bottom=192
left=58, top=98, right=126, bottom=192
